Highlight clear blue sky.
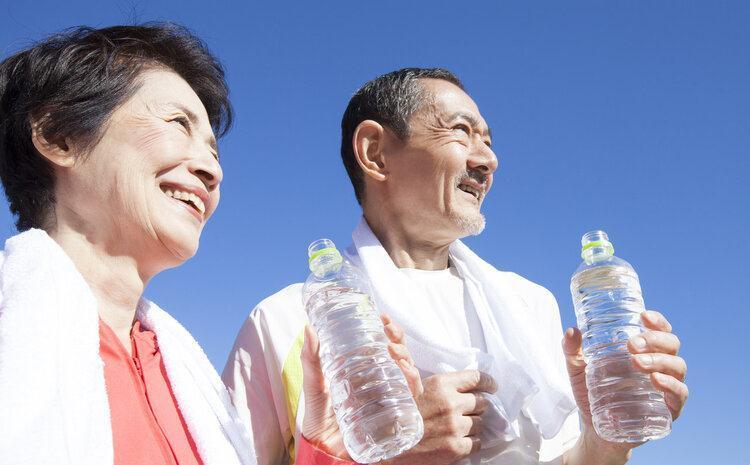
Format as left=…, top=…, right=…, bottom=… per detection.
left=2, top=1, right=747, bottom=463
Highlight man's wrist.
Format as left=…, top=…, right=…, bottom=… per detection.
left=582, top=426, right=632, bottom=465
left=565, top=425, right=632, bottom=465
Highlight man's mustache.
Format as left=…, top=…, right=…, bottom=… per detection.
left=457, top=169, right=488, bottom=188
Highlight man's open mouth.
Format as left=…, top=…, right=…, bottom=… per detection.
left=457, top=182, right=482, bottom=201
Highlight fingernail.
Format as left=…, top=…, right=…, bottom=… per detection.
left=636, top=354, right=653, bottom=367
left=632, top=336, right=647, bottom=350
left=565, top=327, right=575, bottom=338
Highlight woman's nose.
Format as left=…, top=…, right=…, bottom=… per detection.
left=189, top=150, right=222, bottom=192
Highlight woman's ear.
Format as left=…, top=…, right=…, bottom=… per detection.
left=30, top=119, right=75, bottom=168
left=352, top=119, right=388, bottom=182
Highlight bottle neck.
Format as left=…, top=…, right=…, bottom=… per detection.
left=580, top=231, right=615, bottom=265
left=582, top=245, right=614, bottom=265
left=310, top=250, right=343, bottom=279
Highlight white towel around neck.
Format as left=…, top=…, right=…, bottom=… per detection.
left=0, top=229, right=256, bottom=465
left=348, top=218, right=576, bottom=440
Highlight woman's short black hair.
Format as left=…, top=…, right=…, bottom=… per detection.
left=0, top=23, right=233, bottom=231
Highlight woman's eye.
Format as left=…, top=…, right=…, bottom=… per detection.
left=171, top=116, right=191, bottom=131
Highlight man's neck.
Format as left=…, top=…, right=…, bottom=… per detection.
left=363, top=209, right=453, bottom=271
left=50, top=223, right=149, bottom=354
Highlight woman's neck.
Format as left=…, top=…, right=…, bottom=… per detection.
left=50, top=223, right=149, bottom=355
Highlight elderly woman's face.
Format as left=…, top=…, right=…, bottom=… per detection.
left=57, top=68, right=222, bottom=269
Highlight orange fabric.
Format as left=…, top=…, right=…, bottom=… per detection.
left=296, top=436, right=355, bottom=465
left=99, top=320, right=203, bottom=465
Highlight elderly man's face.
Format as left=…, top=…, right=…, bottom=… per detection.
left=57, top=68, right=222, bottom=268
left=384, top=79, right=498, bottom=241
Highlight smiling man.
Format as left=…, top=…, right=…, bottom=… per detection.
left=223, top=68, right=688, bottom=465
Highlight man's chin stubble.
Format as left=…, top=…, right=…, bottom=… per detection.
left=449, top=210, right=486, bottom=236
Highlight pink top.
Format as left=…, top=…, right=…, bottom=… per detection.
left=99, top=320, right=203, bottom=465
left=296, top=436, right=355, bottom=465
left=99, top=319, right=350, bottom=465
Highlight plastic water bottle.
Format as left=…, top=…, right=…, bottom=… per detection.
left=301, top=239, right=424, bottom=463
left=570, top=230, right=672, bottom=442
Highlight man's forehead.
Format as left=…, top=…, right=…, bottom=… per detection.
left=418, top=79, right=489, bottom=130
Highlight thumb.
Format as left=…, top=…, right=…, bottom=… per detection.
left=562, top=327, right=586, bottom=377
left=562, top=327, right=596, bottom=424
left=301, top=325, right=326, bottom=396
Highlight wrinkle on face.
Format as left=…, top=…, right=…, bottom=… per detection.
left=63, top=70, right=213, bottom=266
left=129, top=101, right=180, bottom=155
left=411, top=101, right=464, bottom=148
left=381, top=80, right=494, bottom=239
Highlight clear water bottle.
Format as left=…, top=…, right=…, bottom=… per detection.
left=570, top=230, right=672, bottom=442
left=302, top=239, right=424, bottom=463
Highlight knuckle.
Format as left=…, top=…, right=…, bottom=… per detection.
left=441, top=397, right=458, bottom=414
left=445, top=439, right=466, bottom=457
left=424, top=375, right=442, bottom=390
left=446, top=415, right=462, bottom=435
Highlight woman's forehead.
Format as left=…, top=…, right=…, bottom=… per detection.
left=129, top=69, right=208, bottom=119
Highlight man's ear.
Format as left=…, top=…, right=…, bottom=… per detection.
left=353, top=120, right=388, bottom=182
left=30, top=119, right=75, bottom=168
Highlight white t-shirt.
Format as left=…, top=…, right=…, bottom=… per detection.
left=399, top=265, right=487, bottom=352
left=399, top=266, right=579, bottom=465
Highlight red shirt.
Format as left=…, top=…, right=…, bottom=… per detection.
left=100, top=320, right=203, bottom=465
left=99, top=319, right=352, bottom=465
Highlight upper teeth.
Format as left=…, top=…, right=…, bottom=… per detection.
left=164, top=189, right=205, bottom=215
left=459, top=184, right=481, bottom=199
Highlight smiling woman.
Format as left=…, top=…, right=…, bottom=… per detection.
left=0, top=23, right=411, bottom=465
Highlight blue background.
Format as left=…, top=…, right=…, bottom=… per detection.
left=2, top=1, right=747, bottom=463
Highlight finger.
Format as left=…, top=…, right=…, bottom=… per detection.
left=398, top=358, right=424, bottom=398
left=383, top=321, right=406, bottom=346
left=466, top=415, right=484, bottom=436
left=448, top=370, right=498, bottom=394
left=388, top=342, right=413, bottom=367
left=631, top=353, right=687, bottom=381
left=453, top=391, right=491, bottom=415
left=301, top=325, right=320, bottom=363
left=651, top=372, right=689, bottom=420
left=562, top=327, right=586, bottom=377
left=380, top=313, right=393, bottom=326
left=448, top=437, right=481, bottom=457
left=628, top=330, right=681, bottom=355
left=300, top=326, right=326, bottom=394
left=447, top=414, right=484, bottom=437
left=641, top=310, right=672, bottom=332
left=469, top=436, right=482, bottom=454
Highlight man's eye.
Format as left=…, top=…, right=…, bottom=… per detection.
left=453, top=124, right=471, bottom=135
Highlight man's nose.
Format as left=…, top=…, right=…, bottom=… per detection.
left=468, top=143, right=499, bottom=175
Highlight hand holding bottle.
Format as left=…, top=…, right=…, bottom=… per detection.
left=562, top=310, right=688, bottom=456
left=300, top=314, right=423, bottom=461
